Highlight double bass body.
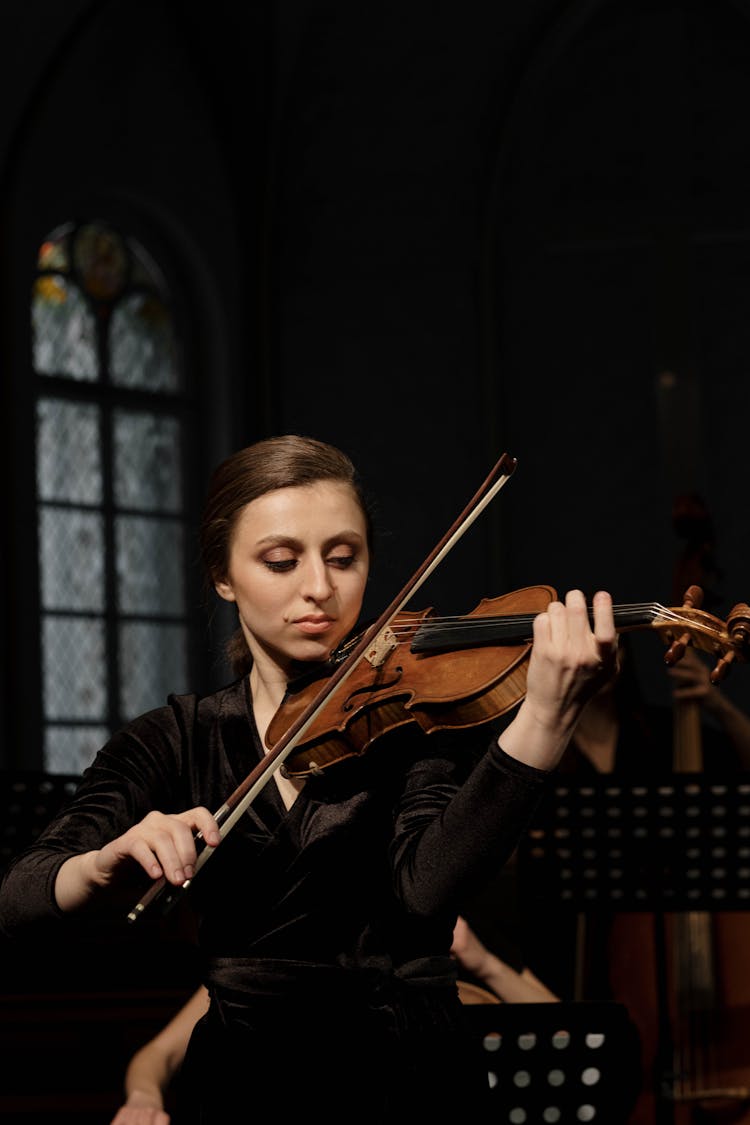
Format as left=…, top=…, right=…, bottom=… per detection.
left=607, top=587, right=750, bottom=1124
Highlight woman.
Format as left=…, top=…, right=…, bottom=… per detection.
left=108, top=916, right=556, bottom=1125
left=0, top=435, right=617, bottom=1122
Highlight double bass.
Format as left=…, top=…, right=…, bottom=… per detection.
left=608, top=497, right=750, bottom=1124
left=664, top=499, right=750, bottom=1124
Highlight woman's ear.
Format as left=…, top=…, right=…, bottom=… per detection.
left=214, top=577, right=236, bottom=603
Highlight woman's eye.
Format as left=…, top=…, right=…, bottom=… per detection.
left=263, top=553, right=356, bottom=572
left=328, top=554, right=355, bottom=569
left=264, top=559, right=296, bottom=573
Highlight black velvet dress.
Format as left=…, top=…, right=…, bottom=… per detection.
left=0, top=676, right=551, bottom=1122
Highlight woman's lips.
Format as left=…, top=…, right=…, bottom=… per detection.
left=294, top=617, right=334, bottom=635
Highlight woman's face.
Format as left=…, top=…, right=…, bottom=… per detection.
left=215, top=480, right=370, bottom=675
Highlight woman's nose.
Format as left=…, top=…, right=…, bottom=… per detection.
left=301, top=559, right=334, bottom=601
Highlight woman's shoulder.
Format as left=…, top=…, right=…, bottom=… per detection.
left=90, top=678, right=251, bottom=777
left=167, top=675, right=250, bottom=727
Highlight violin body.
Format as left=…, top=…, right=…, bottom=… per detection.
left=270, top=586, right=556, bottom=778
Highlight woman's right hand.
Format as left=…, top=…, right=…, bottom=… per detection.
left=95, top=808, right=222, bottom=887
left=55, top=807, right=222, bottom=911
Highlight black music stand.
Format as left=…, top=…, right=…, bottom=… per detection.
left=517, top=773, right=750, bottom=1123
left=461, top=1000, right=641, bottom=1123
left=517, top=773, right=750, bottom=912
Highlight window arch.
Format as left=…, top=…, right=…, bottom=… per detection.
left=32, top=219, right=191, bottom=773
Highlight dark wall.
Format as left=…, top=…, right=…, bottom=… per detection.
left=2, top=0, right=750, bottom=742
left=262, top=0, right=750, bottom=708
left=488, top=1, right=750, bottom=706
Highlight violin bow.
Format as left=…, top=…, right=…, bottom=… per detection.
left=128, top=451, right=518, bottom=921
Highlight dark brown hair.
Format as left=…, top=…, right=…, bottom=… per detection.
left=200, top=434, right=374, bottom=676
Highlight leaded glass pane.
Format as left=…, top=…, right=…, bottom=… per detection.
left=37, top=399, right=102, bottom=504
left=115, top=515, right=185, bottom=615
left=113, top=411, right=182, bottom=512
left=118, top=621, right=188, bottom=718
left=42, top=615, right=106, bottom=721
left=32, top=274, right=98, bottom=379
left=38, top=226, right=71, bottom=271
left=74, top=224, right=127, bottom=301
left=45, top=726, right=110, bottom=776
left=39, top=506, right=104, bottom=611
left=111, top=293, right=180, bottom=391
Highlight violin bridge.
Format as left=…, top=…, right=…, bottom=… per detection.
left=365, top=627, right=398, bottom=668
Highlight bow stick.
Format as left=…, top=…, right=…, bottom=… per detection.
left=128, top=451, right=517, bottom=921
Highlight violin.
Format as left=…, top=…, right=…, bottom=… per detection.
left=271, top=584, right=750, bottom=779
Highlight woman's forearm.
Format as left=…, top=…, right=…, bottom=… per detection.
left=54, top=851, right=108, bottom=911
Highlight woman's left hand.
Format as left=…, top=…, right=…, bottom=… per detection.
left=525, top=589, right=618, bottom=723
left=498, top=589, right=618, bottom=770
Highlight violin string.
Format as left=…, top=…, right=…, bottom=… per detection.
left=382, top=603, right=697, bottom=639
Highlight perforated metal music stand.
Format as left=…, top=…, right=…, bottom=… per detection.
left=461, top=1000, right=641, bottom=1123
left=517, top=773, right=750, bottom=912
left=516, top=773, right=750, bottom=1123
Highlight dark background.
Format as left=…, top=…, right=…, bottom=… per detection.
left=1, top=0, right=750, bottom=1118
left=4, top=0, right=750, bottom=717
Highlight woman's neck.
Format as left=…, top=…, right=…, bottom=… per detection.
left=248, top=663, right=305, bottom=810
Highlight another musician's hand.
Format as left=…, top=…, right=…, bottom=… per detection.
left=667, top=647, right=714, bottom=707
left=110, top=1090, right=170, bottom=1125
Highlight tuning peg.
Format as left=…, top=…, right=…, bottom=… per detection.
left=711, top=650, right=736, bottom=683
left=727, top=603, right=750, bottom=663
left=682, top=584, right=704, bottom=610
left=663, top=585, right=705, bottom=665
left=664, top=632, right=691, bottom=666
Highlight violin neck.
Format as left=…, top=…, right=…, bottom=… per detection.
left=410, top=603, right=664, bottom=654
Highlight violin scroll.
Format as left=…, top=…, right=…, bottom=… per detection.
left=661, top=585, right=750, bottom=683
left=713, top=601, right=750, bottom=682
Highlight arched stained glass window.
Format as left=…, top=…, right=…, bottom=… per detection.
left=32, top=220, right=190, bottom=774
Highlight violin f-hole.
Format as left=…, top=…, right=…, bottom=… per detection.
left=342, top=668, right=404, bottom=712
